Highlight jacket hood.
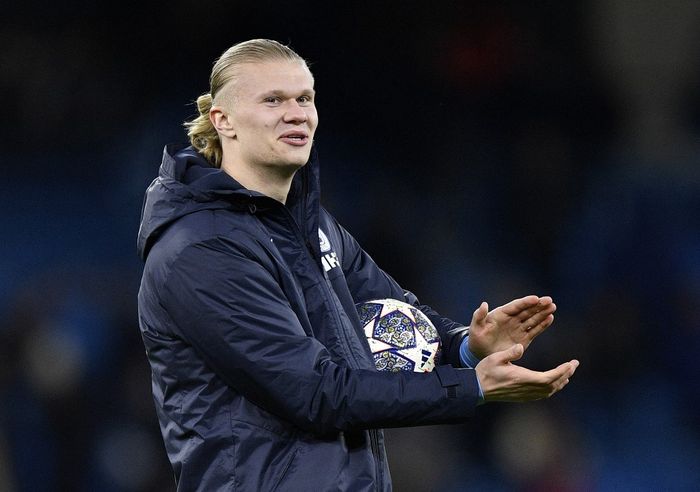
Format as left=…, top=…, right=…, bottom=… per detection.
left=137, top=143, right=320, bottom=260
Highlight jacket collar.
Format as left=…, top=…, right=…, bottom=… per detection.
left=137, top=144, right=321, bottom=260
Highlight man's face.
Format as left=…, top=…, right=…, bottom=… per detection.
left=220, top=60, right=318, bottom=172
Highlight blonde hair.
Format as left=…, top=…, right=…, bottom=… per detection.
left=184, top=39, right=308, bottom=167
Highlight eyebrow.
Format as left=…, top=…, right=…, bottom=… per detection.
left=260, top=88, right=316, bottom=98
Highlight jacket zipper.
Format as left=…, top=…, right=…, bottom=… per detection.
left=369, top=429, right=383, bottom=490
left=279, top=188, right=383, bottom=487
left=298, top=175, right=384, bottom=487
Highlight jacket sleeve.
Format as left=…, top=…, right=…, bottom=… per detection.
left=330, top=216, right=470, bottom=367
left=158, top=235, right=478, bottom=435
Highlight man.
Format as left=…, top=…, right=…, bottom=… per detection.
left=137, top=39, right=578, bottom=491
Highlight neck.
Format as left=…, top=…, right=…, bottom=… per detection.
left=220, top=158, right=298, bottom=204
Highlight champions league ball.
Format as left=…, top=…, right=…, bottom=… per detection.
left=356, top=298, right=441, bottom=372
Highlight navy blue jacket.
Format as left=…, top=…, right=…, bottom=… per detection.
left=137, top=144, right=479, bottom=491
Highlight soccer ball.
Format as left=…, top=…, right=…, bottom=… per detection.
left=356, top=298, right=441, bottom=372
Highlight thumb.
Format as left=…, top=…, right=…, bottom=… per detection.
left=502, top=343, right=524, bottom=363
left=473, top=301, right=488, bottom=322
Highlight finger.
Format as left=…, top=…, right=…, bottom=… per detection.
left=498, top=295, right=540, bottom=316
left=548, top=376, right=571, bottom=397
left=477, top=302, right=488, bottom=321
left=541, top=359, right=579, bottom=383
left=548, top=361, right=579, bottom=395
left=525, top=313, right=554, bottom=338
left=517, top=300, right=557, bottom=323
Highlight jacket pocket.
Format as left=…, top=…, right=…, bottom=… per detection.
left=270, top=446, right=301, bottom=492
left=230, top=418, right=301, bottom=491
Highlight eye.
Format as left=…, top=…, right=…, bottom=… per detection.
left=263, top=96, right=282, bottom=104
left=297, top=95, right=313, bottom=105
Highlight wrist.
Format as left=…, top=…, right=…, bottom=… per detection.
left=472, top=363, right=485, bottom=405
left=459, top=335, right=482, bottom=369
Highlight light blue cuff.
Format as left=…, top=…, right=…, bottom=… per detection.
left=459, top=335, right=481, bottom=368
left=459, top=336, right=485, bottom=404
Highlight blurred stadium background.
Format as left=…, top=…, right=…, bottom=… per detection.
left=2, top=1, right=699, bottom=490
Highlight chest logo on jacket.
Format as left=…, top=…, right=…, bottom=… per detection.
left=319, top=228, right=340, bottom=272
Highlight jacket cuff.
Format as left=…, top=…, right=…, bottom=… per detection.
left=458, top=337, right=485, bottom=404
left=434, top=365, right=480, bottom=411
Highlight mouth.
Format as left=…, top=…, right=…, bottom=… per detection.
left=279, top=131, right=310, bottom=146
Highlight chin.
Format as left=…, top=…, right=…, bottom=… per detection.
left=266, top=158, right=308, bottom=174
left=282, top=152, right=312, bottom=167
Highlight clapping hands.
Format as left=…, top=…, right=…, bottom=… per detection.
left=468, top=295, right=579, bottom=403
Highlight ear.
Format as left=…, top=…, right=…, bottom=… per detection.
left=210, top=106, right=236, bottom=138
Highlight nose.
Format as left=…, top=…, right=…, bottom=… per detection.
left=283, top=100, right=308, bottom=124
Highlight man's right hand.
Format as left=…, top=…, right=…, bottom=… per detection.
left=475, top=344, right=579, bottom=402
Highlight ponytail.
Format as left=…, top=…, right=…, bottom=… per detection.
left=184, top=93, right=222, bottom=167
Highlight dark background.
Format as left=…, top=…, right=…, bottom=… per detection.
left=2, top=1, right=699, bottom=490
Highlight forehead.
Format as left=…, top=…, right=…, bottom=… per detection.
left=230, top=60, right=315, bottom=97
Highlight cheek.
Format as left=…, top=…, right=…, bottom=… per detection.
left=308, top=110, right=319, bottom=131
